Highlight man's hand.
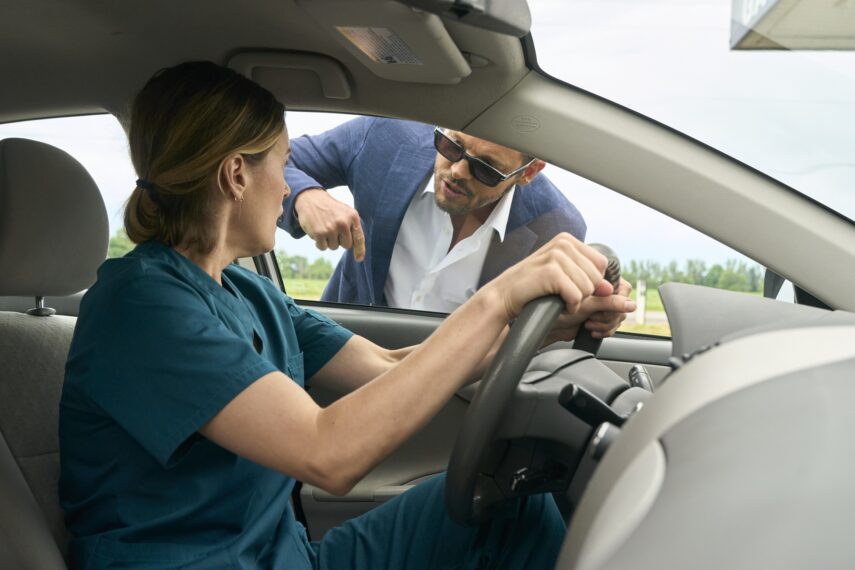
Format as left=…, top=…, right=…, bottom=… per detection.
left=543, top=277, right=635, bottom=346
left=580, top=277, right=634, bottom=338
left=294, top=188, right=366, bottom=262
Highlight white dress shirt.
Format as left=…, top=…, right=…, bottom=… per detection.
left=383, top=175, right=515, bottom=312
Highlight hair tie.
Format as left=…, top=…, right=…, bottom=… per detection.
left=136, top=178, right=154, bottom=190
left=137, top=178, right=163, bottom=207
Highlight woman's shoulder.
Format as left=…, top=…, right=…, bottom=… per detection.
left=96, top=250, right=169, bottom=284
left=83, top=243, right=209, bottom=313
left=223, top=263, right=292, bottom=302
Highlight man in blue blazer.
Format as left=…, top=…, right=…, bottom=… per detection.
left=279, top=117, right=587, bottom=309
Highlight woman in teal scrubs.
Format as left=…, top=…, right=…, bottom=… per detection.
left=59, top=62, right=632, bottom=569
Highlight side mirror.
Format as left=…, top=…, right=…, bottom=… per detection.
left=763, top=268, right=785, bottom=299
left=764, top=268, right=829, bottom=309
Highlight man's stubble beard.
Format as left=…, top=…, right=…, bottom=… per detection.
left=433, top=173, right=511, bottom=217
left=432, top=173, right=470, bottom=215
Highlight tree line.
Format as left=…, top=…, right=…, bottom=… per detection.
left=622, top=259, right=763, bottom=292
left=108, top=231, right=763, bottom=292
left=274, top=250, right=334, bottom=280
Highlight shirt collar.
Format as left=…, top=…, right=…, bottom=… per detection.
left=423, top=175, right=516, bottom=243
left=132, top=241, right=259, bottom=335
left=484, top=186, right=515, bottom=242
left=134, top=241, right=246, bottom=303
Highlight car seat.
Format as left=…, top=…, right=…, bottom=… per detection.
left=0, top=138, right=108, bottom=568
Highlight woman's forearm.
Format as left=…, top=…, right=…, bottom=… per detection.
left=313, top=289, right=507, bottom=493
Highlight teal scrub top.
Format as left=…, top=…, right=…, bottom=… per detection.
left=59, top=241, right=353, bottom=569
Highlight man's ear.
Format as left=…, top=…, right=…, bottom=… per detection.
left=516, top=159, right=546, bottom=187
left=219, top=153, right=248, bottom=201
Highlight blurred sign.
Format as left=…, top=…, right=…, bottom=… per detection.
left=731, top=0, right=855, bottom=50
left=635, top=280, right=647, bottom=325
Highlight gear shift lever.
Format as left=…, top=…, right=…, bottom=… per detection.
left=574, top=243, right=622, bottom=354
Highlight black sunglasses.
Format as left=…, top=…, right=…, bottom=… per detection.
left=433, top=128, right=535, bottom=187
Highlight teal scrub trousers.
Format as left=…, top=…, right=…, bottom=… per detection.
left=311, top=473, right=566, bottom=569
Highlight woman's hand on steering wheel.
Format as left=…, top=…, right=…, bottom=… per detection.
left=481, top=233, right=613, bottom=324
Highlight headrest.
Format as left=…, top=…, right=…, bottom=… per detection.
left=0, top=138, right=108, bottom=296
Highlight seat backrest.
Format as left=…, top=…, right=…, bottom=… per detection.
left=0, top=138, right=108, bottom=568
left=0, top=313, right=77, bottom=567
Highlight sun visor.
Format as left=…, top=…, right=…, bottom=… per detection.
left=229, top=52, right=352, bottom=101
left=297, top=0, right=472, bottom=84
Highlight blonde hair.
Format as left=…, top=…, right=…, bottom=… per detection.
left=124, top=61, right=285, bottom=253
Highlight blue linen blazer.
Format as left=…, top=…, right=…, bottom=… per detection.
left=279, top=117, right=587, bottom=307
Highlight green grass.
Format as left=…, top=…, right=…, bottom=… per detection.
left=284, top=278, right=328, bottom=300
left=619, top=322, right=672, bottom=337
left=621, top=289, right=669, bottom=336
left=629, top=288, right=664, bottom=312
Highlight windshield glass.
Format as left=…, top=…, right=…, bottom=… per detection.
left=530, top=0, right=855, bottom=223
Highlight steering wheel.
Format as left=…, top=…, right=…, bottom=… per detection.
left=445, top=244, right=622, bottom=526
left=445, top=295, right=565, bottom=526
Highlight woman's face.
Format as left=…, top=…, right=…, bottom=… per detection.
left=232, top=128, right=291, bottom=256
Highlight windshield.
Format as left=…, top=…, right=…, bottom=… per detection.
left=530, top=0, right=855, bottom=224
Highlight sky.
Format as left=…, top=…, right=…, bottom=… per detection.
left=528, top=0, right=855, bottom=264
left=1, top=0, right=851, bottom=270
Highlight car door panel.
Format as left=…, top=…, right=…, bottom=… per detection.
left=301, top=303, right=672, bottom=537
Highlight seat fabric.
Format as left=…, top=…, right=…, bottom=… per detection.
left=0, top=312, right=74, bottom=568
left=0, top=137, right=109, bottom=569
